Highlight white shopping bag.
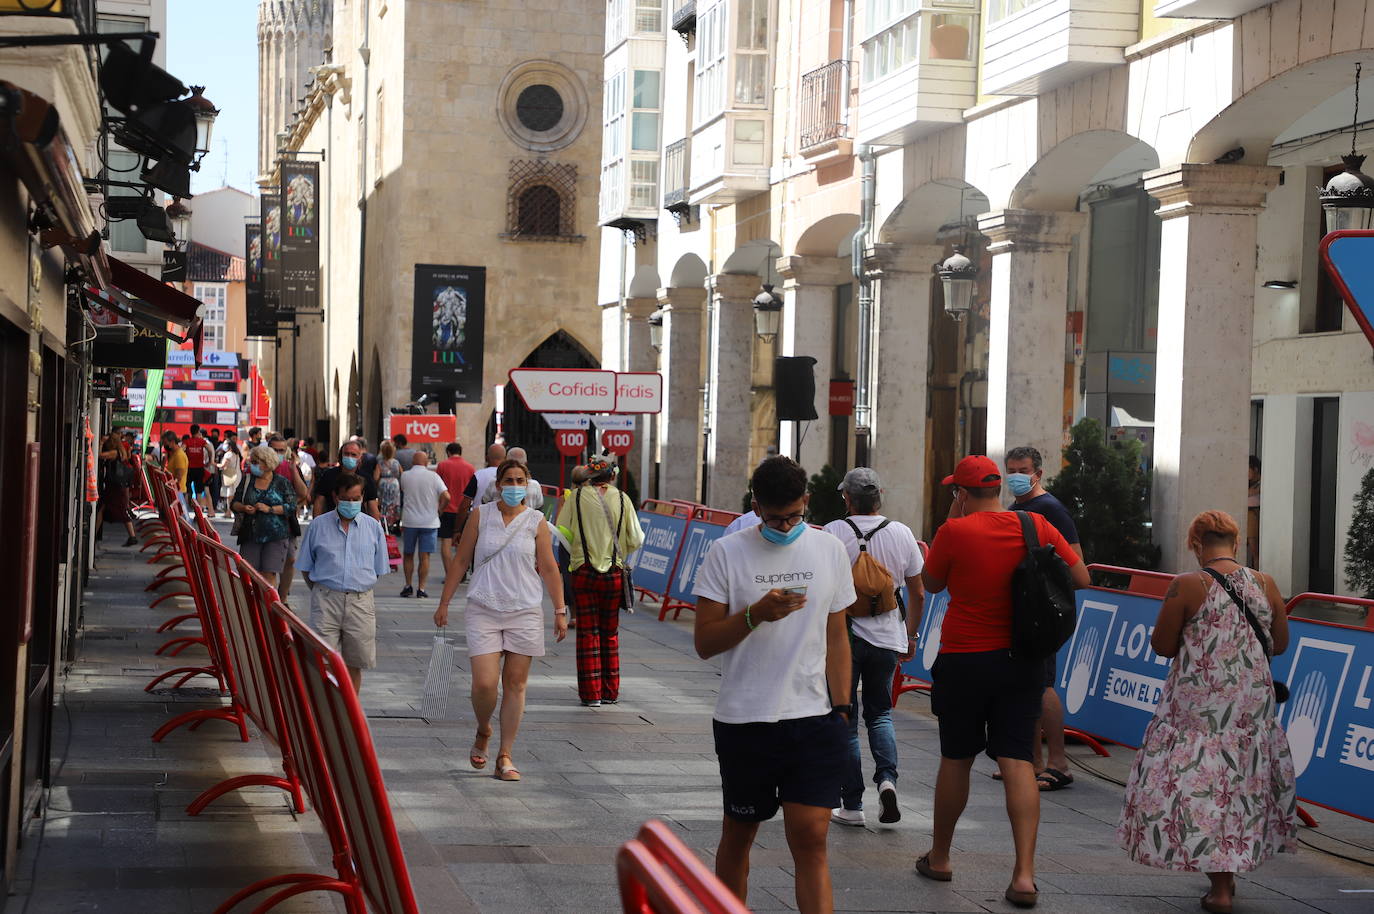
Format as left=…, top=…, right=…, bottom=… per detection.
left=420, top=630, right=458, bottom=721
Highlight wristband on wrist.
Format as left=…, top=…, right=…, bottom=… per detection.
left=744, top=604, right=757, bottom=631
left=555, top=608, right=568, bottom=615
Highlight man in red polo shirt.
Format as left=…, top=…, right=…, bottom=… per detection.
left=914, top=455, right=1089, bottom=909
left=184, top=424, right=215, bottom=514
left=434, top=441, right=476, bottom=572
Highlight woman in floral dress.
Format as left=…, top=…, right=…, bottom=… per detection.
left=374, top=439, right=403, bottom=531
left=1118, top=510, right=1295, bottom=914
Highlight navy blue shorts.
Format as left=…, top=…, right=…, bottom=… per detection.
left=931, top=650, right=1042, bottom=762
left=712, top=711, right=847, bottom=822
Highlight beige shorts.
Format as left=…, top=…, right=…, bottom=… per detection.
left=465, top=600, right=545, bottom=658
left=309, top=586, right=377, bottom=670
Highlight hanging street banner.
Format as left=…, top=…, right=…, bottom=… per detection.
left=260, top=193, right=283, bottom=320
left=245, top=222, right=273, bottom=337
left=280, top=160, right=320, bottom=316
left=1320, top=229, right=1374, bottom=349
left=411, top=264, right=487, bottom=404
left=129, top=388, right=241, bottom=411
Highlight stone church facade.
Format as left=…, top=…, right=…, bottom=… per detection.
left=259, top=0, right=604, bottom=476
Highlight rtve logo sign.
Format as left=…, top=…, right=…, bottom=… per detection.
left=388, top=414, right=457, bottom=443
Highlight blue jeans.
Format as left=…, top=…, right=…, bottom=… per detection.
left=841, top=634, right=900, bottom=811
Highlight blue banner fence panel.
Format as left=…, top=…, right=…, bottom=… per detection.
left=626, top=510, right=689, bottom=603
left=897, top=584, right=1374, bottom=822
left=665, top=519, right=731, bottom=611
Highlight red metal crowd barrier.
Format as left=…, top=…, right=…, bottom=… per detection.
left=618, top=820, right=749, bottom=914
left=132, top=466, right=420, bottom=912
left=642, top=499, right=695, bottom=518
left=1086, top=563, right=1174, bottom=599
left=1286, top=591, right=1374, bottom=630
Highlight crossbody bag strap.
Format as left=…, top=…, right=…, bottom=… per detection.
left=477, top=506, right=536, bottom=568
left=1016, top=509, right=1040, bottom=549
left=595, top=487, right=625, bottom=569
left=1202, top=567, right=1272, bottom=656
left=575, top=489, right=599, bottom=572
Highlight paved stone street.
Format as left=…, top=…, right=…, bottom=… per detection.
left=11, top=526, right=1374, bottom=913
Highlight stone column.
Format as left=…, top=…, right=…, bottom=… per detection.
left=869, top=243, right=943, bottom=532
left=622, top=297, right=659, bottom=499
left=705, top=273, right=758, bottom=509
left=978, top=209, right=1085, bottom=474
left=1145, top=163, right=1280, bottom=573
left=775, top=255, right=848, bottom=474
left=657, top=286, right=706, bottom=502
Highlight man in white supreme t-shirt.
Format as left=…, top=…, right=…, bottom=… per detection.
left=693, top=456, right=855, bottom=914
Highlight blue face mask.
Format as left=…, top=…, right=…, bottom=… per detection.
left=249, top=463, right=264, bottom=477
left=341, top=455, right=359, bottom=470
left=500, top=486, right=527, bottom=507
left=1006, top=473, right=1035, bottom=497
left=336, top=499, right=362, bottom=519
left=760, top=522, right=805, bottom=546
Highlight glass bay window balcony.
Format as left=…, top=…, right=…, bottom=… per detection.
left=690, top=0, right=772, bottom=204
left=981, top=0, right=1139, bottom=96
left=856, top=0, right=978, bottom=147
left=600, top=19, right=666, bottom=228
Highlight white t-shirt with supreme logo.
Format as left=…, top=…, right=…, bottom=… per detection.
left=694, top=524, right=856, bottom=724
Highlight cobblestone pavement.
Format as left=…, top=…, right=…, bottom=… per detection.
left=11, top=524, right=1374, bottom=913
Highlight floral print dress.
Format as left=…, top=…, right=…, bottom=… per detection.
left=1117, top=567, right=1296, bottom=872
left=377, top=458, right=402, bottom=528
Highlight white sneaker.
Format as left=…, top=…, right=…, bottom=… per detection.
left=830, top=807, right=865, bottom=827
left=878, top=780, right=900, bottom=823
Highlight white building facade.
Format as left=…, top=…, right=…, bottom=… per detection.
left=597, top=0, right=1374, bottom=597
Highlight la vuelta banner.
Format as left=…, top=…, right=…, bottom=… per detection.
left=280, top=160, right=319, bottom=315
left=260, top=192, right=283, bottom=319
left=411, top=264, right=486, bottom=405
left=245, top=222, right=273, bottom=337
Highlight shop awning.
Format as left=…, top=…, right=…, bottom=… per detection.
left=82, top=256, right=204, bottom=353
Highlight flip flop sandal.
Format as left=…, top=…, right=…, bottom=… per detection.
left=1200, top=895, right=1232, bottom=914
left=1036, top=768, right=1074, bottom=791
left=469, top=728, right=492, bottom=770
left=915, top=854, right=952, bottom=882
left=495, top=755, right=522, bottom=782
left=1005, top=884, right=1038, bottom=908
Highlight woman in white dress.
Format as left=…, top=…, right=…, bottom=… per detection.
left=434, top=458, right=568, bottom=781
left=217, top=445, right=241, bottom=519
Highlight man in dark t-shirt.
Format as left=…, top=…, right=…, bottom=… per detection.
left=313, top=440, right=382, bottom=521
left=1005, top=445, right=1085, bottom=793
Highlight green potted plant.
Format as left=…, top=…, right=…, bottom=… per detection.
left=1344, top=466, right=1374, bottom=599
left=1047, top=418, right=1161, bottom=570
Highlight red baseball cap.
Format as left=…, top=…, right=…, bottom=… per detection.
left=942, top=455, right=1002, bottom=488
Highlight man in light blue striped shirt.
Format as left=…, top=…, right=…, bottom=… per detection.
left=297, top=472, right=391, bottom=691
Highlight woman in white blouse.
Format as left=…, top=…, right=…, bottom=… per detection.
left=434, top=458, right=568, bottom=781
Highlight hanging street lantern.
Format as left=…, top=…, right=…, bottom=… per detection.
left=937, top=246, right=977, bottom=321
left=1319, top=62, right=1374, bottom=233
left=647, top=308, right=664, bottom=351
left=752, top=283, right=783, bottom=342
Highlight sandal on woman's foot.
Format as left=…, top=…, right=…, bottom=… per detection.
left=495, top=755, right=521, bottom=782
left=1005, top=884, right=1038, bottom=908
left=469, top=728, right=492, bottom=769
left=1036, top=768, right=1074, bottom=791
left=915, top=853, right=952, bottom=882
left=1200, top=894, right=1232, bottom=914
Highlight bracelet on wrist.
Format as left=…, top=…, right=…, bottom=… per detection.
left=554, top=608, right=568, bottom=615
left=744, top=604, right=757, bottom=631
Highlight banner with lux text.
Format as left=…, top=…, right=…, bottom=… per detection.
left=411, top=264, right=486, bottom=405
left=260, top=193, right=283, bottom=320
left=280, top=160, right=319, bottom=316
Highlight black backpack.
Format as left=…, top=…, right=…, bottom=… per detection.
left=1009, top=511, right=1077, bottom=659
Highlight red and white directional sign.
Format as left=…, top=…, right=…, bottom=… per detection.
left=615, top=372, right=662, bottom=414
left=389, top=414, right=458, bottom=443
left=509, top=369, right=617, bottom=412
left=554, top=428, right=588, bottom=457
left=601, top=428, right=635, bottom=456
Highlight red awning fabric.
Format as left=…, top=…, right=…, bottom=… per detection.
left=108, top=256, right=205, bottom=334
